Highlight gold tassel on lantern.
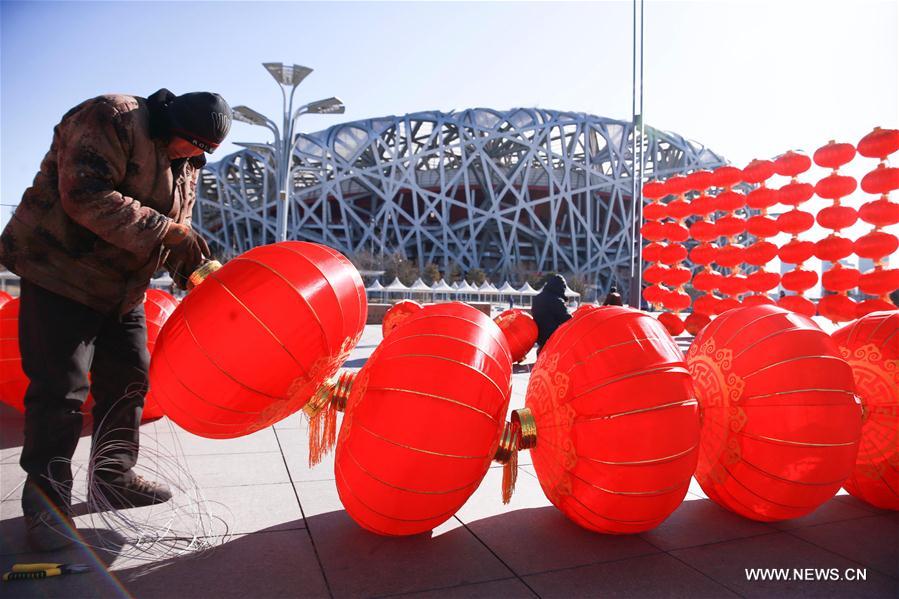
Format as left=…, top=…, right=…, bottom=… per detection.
left=493, top=408, right=537, bottom=504
left=304, top=371, right=355, bottom=467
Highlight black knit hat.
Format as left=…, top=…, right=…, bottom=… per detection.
left=167, top=92, right=232, bottom=153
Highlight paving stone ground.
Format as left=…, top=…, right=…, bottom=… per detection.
left=1, top=319, right=896, bottom=598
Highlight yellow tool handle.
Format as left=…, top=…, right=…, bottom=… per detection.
left=3, top=569, right=62, bottom=581
left=12, top=563, right=61, bottom=572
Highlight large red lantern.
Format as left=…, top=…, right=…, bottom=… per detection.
left=687, top=305, right=861, bottom=521
left=813, top=141, right=856, bottom=169
left=150, top=242, right=367, bottom=439
left=857, top=127, right=899, bottom=159
left=494, top=309, right=537, bottom=364
left=382, top=300, right=424, bottom=337
left=518, top=307, right=699, bottom=533
left=860, top=164, right=899, bottom=195
left=658, top=311, right=685, bottom=336
left=774, top=151, right=812, bottom=177
left=859, top=198, right=899, bottom=227
left=333, top=302, right=513, bottom=536
left=854, top=231, right=899, bottom=259
left=0, top=299, right=26, bottom=412
left=817, top=294, right=858, bottom=323
left=746, top=216, right=779, bottom=238
left=833, top=312, right=899, bottom=510
left=815, top=235, right=854, bottom=262
left=143, top=289, right=179, bottom=420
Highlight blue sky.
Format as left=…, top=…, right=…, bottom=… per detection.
left=2, top=0, right=897, bottom=229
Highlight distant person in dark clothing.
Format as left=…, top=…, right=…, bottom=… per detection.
left=603, top=286, right=623, bottom=306
left=532, top=274, right=572, bottom=353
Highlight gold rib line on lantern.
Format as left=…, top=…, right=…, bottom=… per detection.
left=344, top=446, right=483, bottom=496
left=567, top=467, right=694, bottom=497
left=722, top=310, right=793, bottom=350
left=376, top=332, right=510, bottom=378
left=741, top=355, right=848, bottom=379
left=181, top=292, right=284, bottom=400
left=378, top=313, right=512, bottom=364
left=733, top=326, right=813, bottom=360
left=366, top=386, right=498, bottom=423
left=566, top=495, right=663, bottom=530
left=577, top=443, right=698, bottom=466
left=718, top=460, right=822, bottom=511
left=569, top=335, right=668, bottom=370
left=572, top=365, right=690, bottom=400
left=865, top=312, right=893, bottom=343
left=737, top=430, right=859, bottom=448
left=207, top=267, right=307, bottom=370
left=316, top=243, right=367, bottom=333
left=741, top=388, right=856, bottom=401
left=157, top=342, right=262, bottom=416
left=556, top=311, right=658, bottom=365
left=358, top=424, right=490, bottom=460
left=335, top=461, right=463, bottom=525
left=275, top=243, right=359, bottom=349
left=576, top=399, right=699, bottom=423
left=879, top=326, right=899, bottom=347
left=227, top=256, right=331, bottom=358
left=378, top=353, right=508, bottom=400
left=740, top=456, right=854, bottom=487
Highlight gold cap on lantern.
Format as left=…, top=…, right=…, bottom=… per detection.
left=493, top=408, right=537, bottom=504
left=188, top=259, right=223, bottom=290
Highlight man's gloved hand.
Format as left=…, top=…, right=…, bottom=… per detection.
left=163, top=222, right=210, bottom=289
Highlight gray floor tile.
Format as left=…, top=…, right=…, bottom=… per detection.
left=789, top=515, right=899, bottom=579
left=672, top=531, right=899, bottom=597
left=149, top=426, right=281, bottom=456
left=389, top=577, right=537, bottom=599
left=277, top=425, right=338, bottom=482
left=524, top=553, right=737, bottom=598
left=115, top=529, right=330, bottom=598
left=295, top=479, right=512, bottom=597
left=457, top=468, right=660, bottom=576
left=640, top=496, right=777, bottom=551
left=183, top=451, right=291, bottom=488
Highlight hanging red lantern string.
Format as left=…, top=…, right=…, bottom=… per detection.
left=658, top=176, right=694, bottom=335
left=686, top=171, right=721, bottom=321
left=742, top=159, right=781, bottom=306
left=855, top=127, right=899, bottom=316
left=708, top=165, right=746, bottom=315
left=499, top=307, right=699, bottom=533
left=772, top=150, right=816, bottom=317
left=641, top=179, right=670, bottom=312
left=687, top=305, right=861, bottom=521
left=833, top=311, right=899, bottom=510
left=811, top=141, right=859, bottom=322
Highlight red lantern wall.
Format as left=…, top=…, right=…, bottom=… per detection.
left=150, top=242, right=367, bottom=438
left=335, top=302, right=513, bottom=536
left=687, top=305, right=861, bottom=521
left=382, top=300, right=424, bottom=338
left=525, top=307, right=699, bottom=533
left=494, top=308, right=538, bottom=363
left=833, top=311, right=899, bottom=510
left=0, top=299, right=26, bottom=412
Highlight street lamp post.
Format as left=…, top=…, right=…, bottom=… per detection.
left=232, top=62, right=345, bottom=243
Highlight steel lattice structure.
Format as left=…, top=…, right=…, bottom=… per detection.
left=194, top=108, right=725, bottom=294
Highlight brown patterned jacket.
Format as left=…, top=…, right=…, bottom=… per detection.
left=0, top=94, right=204, bottom=314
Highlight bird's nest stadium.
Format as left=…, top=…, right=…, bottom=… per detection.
left=193, top=108, right=725, bottom=296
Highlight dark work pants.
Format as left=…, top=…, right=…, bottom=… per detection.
left=18, top=279, right=149, bottom=513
